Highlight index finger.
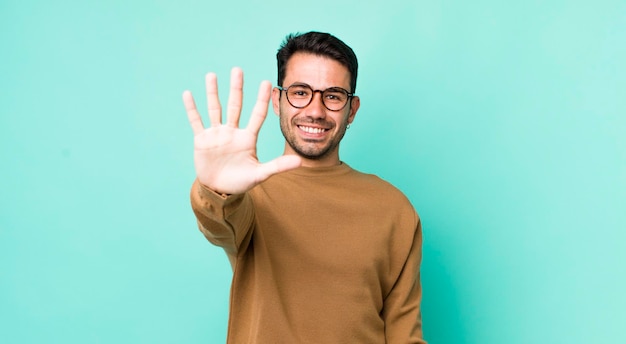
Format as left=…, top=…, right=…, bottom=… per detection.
left=246, top=80, right=272, bottom=135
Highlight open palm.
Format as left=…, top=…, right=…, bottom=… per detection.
left=183, top=68, right=301, bottom=195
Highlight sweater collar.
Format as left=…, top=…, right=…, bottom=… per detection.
left=286, top=161, right=353, bottom=178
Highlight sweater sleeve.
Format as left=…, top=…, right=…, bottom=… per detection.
left=382, top=216, right=427, bottom=344
left=189, top=179, right=255, bottom=268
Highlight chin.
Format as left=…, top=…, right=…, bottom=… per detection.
left=291, top=143, right=334, bottom=160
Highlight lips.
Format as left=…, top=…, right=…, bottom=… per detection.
left=298, top=125, right=328, bottom=134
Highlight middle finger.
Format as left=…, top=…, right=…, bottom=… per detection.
left=226, top=67, right=244, bottom=127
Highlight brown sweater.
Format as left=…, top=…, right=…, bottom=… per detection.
left=190, top=163, right=426, bottom=343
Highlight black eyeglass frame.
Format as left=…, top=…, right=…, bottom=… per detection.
left=277, top=84, right=355, bottom=111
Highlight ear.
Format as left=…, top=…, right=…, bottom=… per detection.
left=271, top=87, right=281, bottom=116
left=347, top=96, right=360, bottom=124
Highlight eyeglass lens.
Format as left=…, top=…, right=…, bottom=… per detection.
left=285, top=85, right=349, bottom=111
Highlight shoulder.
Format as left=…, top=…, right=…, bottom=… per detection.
left=346, top=167, right=410, bottom=200
left=345, top=166, right=418, bottom=218
left=346, top=167, right=421, bottom=257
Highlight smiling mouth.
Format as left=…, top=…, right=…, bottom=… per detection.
left=298, top=125, right=328, bottom=134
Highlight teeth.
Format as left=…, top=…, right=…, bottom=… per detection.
left=299, top=126, right=326, bottom=134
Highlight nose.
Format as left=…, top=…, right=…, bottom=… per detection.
left=305, top=90, right=326, bottom=118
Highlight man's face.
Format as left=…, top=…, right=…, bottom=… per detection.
left=272, top=52, right=360, bottom=166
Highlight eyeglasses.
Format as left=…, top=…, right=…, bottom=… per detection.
left=277, top=83, right=354, bottom=111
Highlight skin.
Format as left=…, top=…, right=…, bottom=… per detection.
left=182, top=53, right=359, bottom=194
left=272, top=52, right=360, bottom=168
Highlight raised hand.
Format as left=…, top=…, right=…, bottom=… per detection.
left=183, top=67, right=301, bottom=195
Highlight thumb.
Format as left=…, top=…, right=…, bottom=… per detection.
left=255, top=155, right=302, bottom=182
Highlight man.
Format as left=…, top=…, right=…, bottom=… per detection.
left=183, top=32, right=426, bottom=343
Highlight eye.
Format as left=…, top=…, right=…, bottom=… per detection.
left=324, top=91, right=347, bottom=102
left=289, top=86, right=310, bottom=98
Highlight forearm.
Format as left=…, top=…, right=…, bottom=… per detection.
left=383, top=218, right=427, bottom=344
left=190, top=179, right=255, bottom=260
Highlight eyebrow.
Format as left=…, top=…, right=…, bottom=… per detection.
left=287, top=82, right=350, bottom=92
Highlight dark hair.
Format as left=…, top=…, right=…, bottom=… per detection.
left=277, top=31, right=358, bottom=93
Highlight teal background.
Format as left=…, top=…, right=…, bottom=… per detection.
left=1, top=0, right=625, bottom=343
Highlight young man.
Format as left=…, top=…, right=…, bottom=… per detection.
left=183, top=32, right=426, bottom=343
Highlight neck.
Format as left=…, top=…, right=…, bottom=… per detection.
left=300, top=157, right=341, bottom=168
left=283, top=148, right=341, bottom=168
